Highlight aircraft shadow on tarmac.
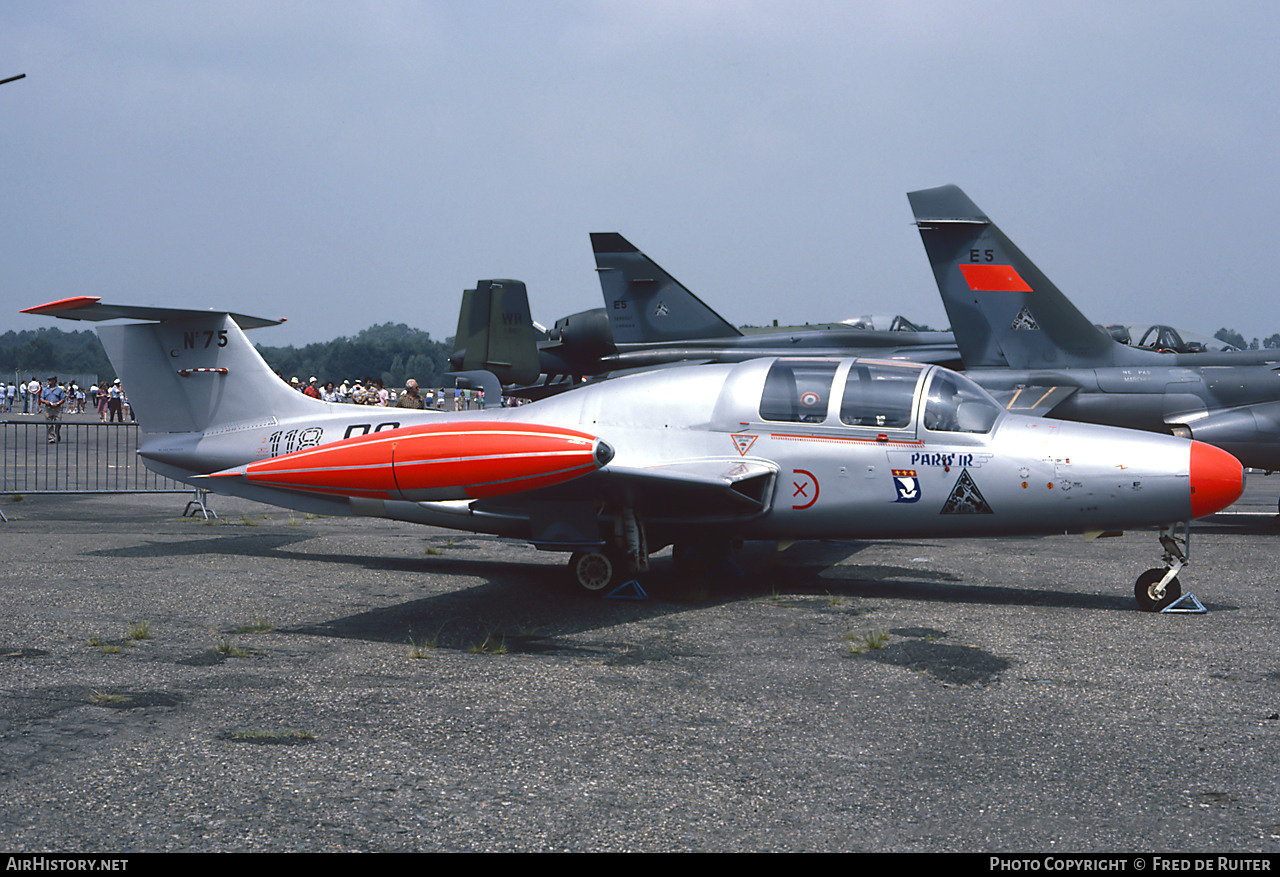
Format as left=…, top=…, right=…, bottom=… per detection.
left=86, top=532, right=1234, bottom=654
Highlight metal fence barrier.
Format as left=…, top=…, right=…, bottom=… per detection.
left=0, top=422, right=206, bottom=523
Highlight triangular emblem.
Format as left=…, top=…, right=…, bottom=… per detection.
left=1010, top=306, right=1039, bottom=330
left=940, top=468, right=993, bottom=514
left=731, top=434, right=757, bottom=456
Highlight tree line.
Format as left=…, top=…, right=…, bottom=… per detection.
left=0, top=323, right=455, bottom=389
left=1214, top=329, right=1280, bottom=350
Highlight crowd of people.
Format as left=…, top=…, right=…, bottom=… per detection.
left=2, top=373, right=523, bottom=443
left=279, top=375, right=509, bottom=410
left=1, top=377, right=132, bottom=424
left=0, top=376, right=132, bottom=443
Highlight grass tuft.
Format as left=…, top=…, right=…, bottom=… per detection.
left=843, top=629, right=890, bottom=655
left=215, top=639, right=250, bottom=658
left=232, top=615, right=273, bottom=635
left=225, top=729, right=314, bottom=744
left=468, top=634, right=508, bottom=655
left=89, top=690, right=129, bottom=705
left=408, top=633, right=439, bottom=658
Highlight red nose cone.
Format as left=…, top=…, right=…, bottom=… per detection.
left=1189, top=441, right=1244, bottom=518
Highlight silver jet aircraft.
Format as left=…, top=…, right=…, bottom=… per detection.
left=24, top=295, right=1245, bottom=610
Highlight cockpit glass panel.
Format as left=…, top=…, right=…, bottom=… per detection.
left=923, top=371, right=1001, bottom=434
left=759, top=360, right=839, bottom=423
left=839, top=364, right=919, bottom=428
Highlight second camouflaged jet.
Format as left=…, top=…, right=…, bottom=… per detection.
left=909, top=184, right=1280, bottom=496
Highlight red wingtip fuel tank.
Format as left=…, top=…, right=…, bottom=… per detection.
left=1189, top=440, right=1245, bottom=518
left=208, top=421, right=613, bottom=502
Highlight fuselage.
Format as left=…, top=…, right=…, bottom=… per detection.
left=139, top=357, right=1239, bottom=541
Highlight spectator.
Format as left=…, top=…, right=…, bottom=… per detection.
left=107, top=379, right=125, bottom=423
left=395, top=379, right=426, bottom=409
left=41, top=375, right=65, bottom=443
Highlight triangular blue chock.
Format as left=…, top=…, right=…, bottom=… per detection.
left=605, top=579, right=648, bottom=600
left=1161, top=592, right=1207, bottom=614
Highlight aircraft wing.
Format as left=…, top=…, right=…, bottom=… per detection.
left=598, top=458, right=778, bottom=521
left=478, top=457, right=778, bottom=525
left=20, top=296, right=286, bottom=330
left=992, top=385, right=1079, bottom=416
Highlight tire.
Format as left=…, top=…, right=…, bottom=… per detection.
left=569, top=551, right=615, bottom=592
left=1134, top=568, right=1182, bottom=612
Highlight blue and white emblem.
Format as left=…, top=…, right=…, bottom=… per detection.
left=892, top=469, right=921, bottom=503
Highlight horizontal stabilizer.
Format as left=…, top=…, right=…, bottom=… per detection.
left=907, top=185, right=991, bottom=224
left=21, top=296, right=285, bottom=329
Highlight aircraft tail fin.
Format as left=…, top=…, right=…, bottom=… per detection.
left=448, top=280, right=542, bottom=386
left=591, top=232, right=741, bottom=344
left=907, top=185, right=1116, bottom=369
left=22, top=297, right=317, bottom=435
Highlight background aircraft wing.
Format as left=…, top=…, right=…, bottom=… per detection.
left=995, top=385, right=1080, bottom=416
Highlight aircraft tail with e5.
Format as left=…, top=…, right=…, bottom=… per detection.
left=907, top=185, right=1118, bottom=369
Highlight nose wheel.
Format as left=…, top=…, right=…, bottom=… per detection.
left=1134, top=523, right=1189, bottom=612
left=1134, top=568, right=1182, bottom=612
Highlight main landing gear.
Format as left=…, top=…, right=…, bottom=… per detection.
left=569, top=548, right=630, bottom=592
left=1134, top=523, right=1188, bottom=612
left=567, top=508, right=648, bottom=593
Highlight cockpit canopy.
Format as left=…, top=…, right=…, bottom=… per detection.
left=842, top=314, right=926, bottom=333
left=1101, top=323, right=1236, bottom=353
left=755, top=359, right=1001, bottom=435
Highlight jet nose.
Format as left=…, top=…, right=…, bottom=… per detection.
left=1189, top=441, right=1244, bottom=518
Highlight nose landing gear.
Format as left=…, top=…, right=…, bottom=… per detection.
left=1134, top=523, right=1188, bottom=612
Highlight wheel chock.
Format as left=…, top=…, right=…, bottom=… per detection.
left=1161, top=592, right=1207, bottom=614
left=605, top=579, right=648, bottom=600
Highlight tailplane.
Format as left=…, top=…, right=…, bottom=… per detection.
left=591, top=232, right=740, bottom=344
left=22, top=297, right=316, bottom=434
left=907, top=185, right=1116, bottom=369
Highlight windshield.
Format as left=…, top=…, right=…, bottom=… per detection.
left=922, top=371, right=1001, bottom=434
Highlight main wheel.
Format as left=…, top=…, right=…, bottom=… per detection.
left=569, top=551, right=616, bottom=592
left=1134, top=568, right=1182, bottom=612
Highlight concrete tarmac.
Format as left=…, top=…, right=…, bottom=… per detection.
left=0, top=477, right=1278, bottom=851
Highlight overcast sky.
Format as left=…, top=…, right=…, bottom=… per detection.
left=4, top=1, right=1279, bottom=347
